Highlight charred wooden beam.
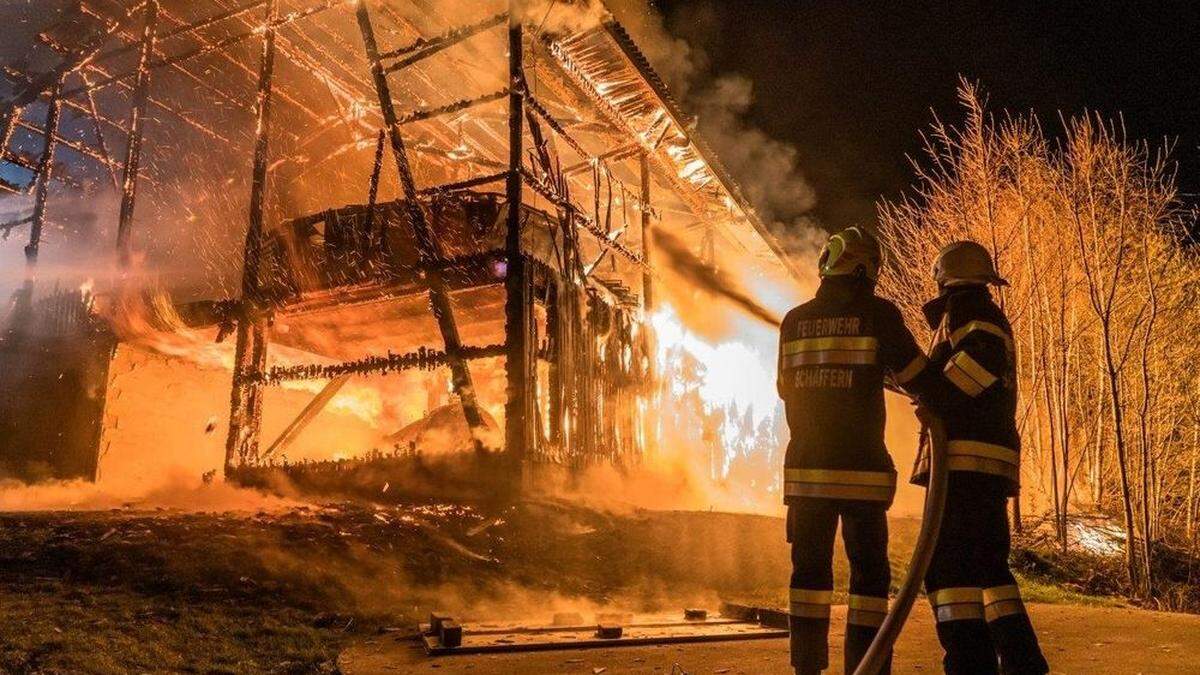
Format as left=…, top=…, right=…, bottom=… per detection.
left=640, top=151, right=654, bottom=312
left=418, top=171, right=510, bottom=196
left=260, top=343, right=507, bottom=384
left=78, top=71, right=121, bottom=191
left=362, top=128, right=386, bottom=256
left=242, top=1, right=279, bottom=305
left=92, top=0, right=267, bottom=64
left=546, top=281, right=563, bottom=445
left=0, top=215, right=34, bottom=236
left=519, top=167, right=647, bottom=267
left=381, top=12, right=508, bottom=71
left=639, top=151, right=656, bottom=454
left=396, top=89, right=509, bottom=127
left=261, top=373, right=351, bottom=460
left=0, top=104, right=19, bottom=162
left=115, top=0, right=159, bottom=268
left=225, top=0, right=279, bottom=475
left=503, top=11, right=536, bottom=470
left=61, top=0, right=343, bottom=99
left=522, top=92, right=588, bottom=160
left=226, top=318, right=268, bottom=469
left=356, top=0, right=491, bottom=451
left=25, top=76, right=66, bottom=270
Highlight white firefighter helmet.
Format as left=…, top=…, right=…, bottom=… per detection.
left=818, top=226, right=882, bottom=281
left=933, top=240, right=1008, bottom=287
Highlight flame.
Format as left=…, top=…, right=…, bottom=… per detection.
left=650, top=304, right=782, bottom=481
left=102, top=289, right=386, bottom=426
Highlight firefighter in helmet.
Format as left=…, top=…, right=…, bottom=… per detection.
left=777, top=227, right=943, bottom=675
left=912, top=241, right=1049, bottom=674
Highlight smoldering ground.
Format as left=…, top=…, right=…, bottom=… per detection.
left=0, top=498, right=790, bottom=627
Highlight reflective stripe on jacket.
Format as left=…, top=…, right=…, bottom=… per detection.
left=911, top=285, right=1021, bottom=495
left=778, top=277, right=941, bottom=504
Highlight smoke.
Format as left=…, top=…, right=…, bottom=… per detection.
left=692, top=75, right=818, bottom=230
left=601, top=0, right=700, bottom=95
left=605, top=2, right=819, bottom=245
left=546, top=446, right=785, bottom=516
left=0, top=470, right=301, bottom=512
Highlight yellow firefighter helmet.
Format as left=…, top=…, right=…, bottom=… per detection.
left=933, top=240, right=1008, bottom=287
left=819, top=226, right=882, bottom=281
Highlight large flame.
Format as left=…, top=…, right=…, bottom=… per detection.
left=650, top=304, right=785, bottom=487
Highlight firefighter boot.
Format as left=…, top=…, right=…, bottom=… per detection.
left=842, top=502, right=891, bottom=674
left=788, top=501, right=837, bottom=673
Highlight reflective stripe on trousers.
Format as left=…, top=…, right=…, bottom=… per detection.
left=790, top=587, right=833, bottom=619
left=983, top=584, right=1026, bottom=622
left=847, top=593, right=889, bottom=627
left=929, top=586, right=984, bottom=622
left=784, top=468, right=897, bottom=502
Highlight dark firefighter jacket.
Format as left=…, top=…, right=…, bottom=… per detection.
left=777, top=277, right=942, bottom=505
left=911, top=284, right=1021, bottom=496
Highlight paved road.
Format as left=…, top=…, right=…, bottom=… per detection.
left=340, top=603, right=1200, bottom=674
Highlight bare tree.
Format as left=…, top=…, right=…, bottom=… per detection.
left=877, top=82, right=1193, bottom=598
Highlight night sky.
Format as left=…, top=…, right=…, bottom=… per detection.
left=655, top=0, right=1200, bottom=231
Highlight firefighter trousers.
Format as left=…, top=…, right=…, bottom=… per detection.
left=788, top=498, right=891, bottom=675
left=924, top=480, right=1049, bottom=675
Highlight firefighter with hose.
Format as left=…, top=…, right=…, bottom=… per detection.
left=909, top=241, right=1049, bottom=674
left=777, top=227, right=946, bottom=675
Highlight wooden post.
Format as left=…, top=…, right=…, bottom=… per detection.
left=638, top=151, right=656, bottom=458
left=0, top=106, right=19, bottom=162
left=363, top=128, right=386, bottom=260
left=502, top=8, right=535, bottom=474
left=639, top=151, right=653, bottom=313
left=546, top=282, right=563, bottom=445
left=226, top=318, right=268, bottom=472
left=224, top=0, right=278, bottom=475
left=354, top=0, right=489, bottom=451
left=25, top=77, right=66, bottom=273
left=115, top=0, right=160, bottom=268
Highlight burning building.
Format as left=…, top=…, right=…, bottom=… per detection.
left=0, top=0, right=800, bottom=496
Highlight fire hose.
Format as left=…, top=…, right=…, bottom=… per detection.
left=851, top=410, right=949, bottom=675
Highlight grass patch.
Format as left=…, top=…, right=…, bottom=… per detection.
left=1014, top=573, right=1124, bottom=608
left=0, top=580, right=344, bottom=674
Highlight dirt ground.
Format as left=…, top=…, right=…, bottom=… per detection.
left=0, top=499, right=1176, bottom=673
left=339, top=603, right=1200, bottom=674
left=0, top=501, right=793, bottom=673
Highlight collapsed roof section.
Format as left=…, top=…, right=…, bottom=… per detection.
left=0, top=0, right=801, bottom=480
left=0, top=0, right=798, bottom=291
